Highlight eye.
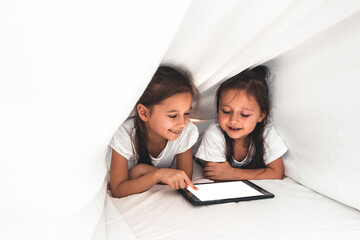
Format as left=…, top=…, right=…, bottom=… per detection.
left=169, top=115, right=177, bottom=119
left=241, top=114, right=250, bottom=118
left=222, top=109, right=230, bottom=114
left=184, top=112, right=190, bottom=116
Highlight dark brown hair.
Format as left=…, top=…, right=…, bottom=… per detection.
left=216, top=66, right=270, bottom=169
left=134, top=65, right=198, bottom=165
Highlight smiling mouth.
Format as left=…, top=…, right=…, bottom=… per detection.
left=228, top=126, right=241, bottom=131
left=169, top=129, right=181, bottom=134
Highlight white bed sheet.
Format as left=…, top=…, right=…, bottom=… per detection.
left=108, top=162, right=360, bottom=240
left=104, top=193, right=136, bottom=240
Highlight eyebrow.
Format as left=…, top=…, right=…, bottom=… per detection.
left=220, top=104, right=254, bottom=111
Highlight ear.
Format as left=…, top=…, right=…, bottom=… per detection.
left=258, top=112, right=266, bottom=123
left=137, top=104, right=150, bottom=121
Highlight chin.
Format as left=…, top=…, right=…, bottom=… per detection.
left=226, top=132, right=242, bottom=140
left=167, top=135, right=179, bottom=141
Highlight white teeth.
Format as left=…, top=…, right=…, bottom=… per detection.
left=169, top=129, right=180, bottom=134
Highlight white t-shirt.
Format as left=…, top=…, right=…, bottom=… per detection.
left=195, top=122, right=287, bottom=168
left=107, top=117, right=199, bottom=170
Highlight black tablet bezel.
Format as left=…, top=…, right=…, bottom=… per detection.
left=178, top=180, right=274, bottom=206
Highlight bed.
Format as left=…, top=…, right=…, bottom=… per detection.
left=105, top=161, right=360, bottom=239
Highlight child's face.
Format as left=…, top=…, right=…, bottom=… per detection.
left=218, top=89, right=265, bottom=143
left=146, top=92, right=192, bottom=142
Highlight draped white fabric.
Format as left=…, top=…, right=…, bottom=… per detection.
left=267, top=11, right=360, bottom=211
left=2, top=0, right=360, bottom=239
left=163, top=0, right=360, bottom=211
left=164, top=0, right=360, bottom=119
left=0, top=1, right=190, bottom=239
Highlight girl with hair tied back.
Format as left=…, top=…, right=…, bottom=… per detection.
left=195, top=66, right=288, bottom=181
left=108, top=65, right=199, bottom=198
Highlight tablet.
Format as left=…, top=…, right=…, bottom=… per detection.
left=178, top=180, right=274, bottom=206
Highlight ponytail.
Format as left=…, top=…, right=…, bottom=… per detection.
left=251, top=65, right=269, bottom=81
left=134, top=116, right=152, bottom=165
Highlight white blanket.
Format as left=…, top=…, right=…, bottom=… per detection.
left=107, top=163, right=360, bottom=239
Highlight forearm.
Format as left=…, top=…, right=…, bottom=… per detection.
left=111, top=170, right=160, bottom=198
left=176, top=149, right=193, bottom=179
left=178, top=163, right=192, bottom=179
left=128, top=164, right=157, bottom=179
left=230, top=167, right=283, bottom=180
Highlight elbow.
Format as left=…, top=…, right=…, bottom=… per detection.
left=111, top=193, right=126, bottom=199
left=265, top=167, right=284, bottom=180
left=274, top=169, right=284, bottom=180
left=109, top=183, right=130, bottom=198
left=110, top=187, right=122, bottom=198
left=275, top=173, right=284, bottom=180
left=266, top=173, right=283, bottom=180
left=111, top=189, right=129, bottom=198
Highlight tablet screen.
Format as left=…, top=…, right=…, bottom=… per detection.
left=187, top=181, right=263, bottom=201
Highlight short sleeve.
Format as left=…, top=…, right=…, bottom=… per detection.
left=263, top=124, right=288, bottom=165
left=195, top=123, right=227, bottom=162
left=176, top=121, right=199, bottom=154
left=109, top=119, right=135, bottom=161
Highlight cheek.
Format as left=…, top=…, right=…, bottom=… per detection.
left=218, top=113, right=230, bottom=125
left=218, top=115, right=227, bottom=127
left=218, top=115, right=223, bottom=124
left=218, top=112, right=226, bottom=121
left=248, top=118, right=260, bottom=128
left=163, top=117, right=173, bottom=127
left=152, top=116, right=169, bottom=129
left=185, top=117, right=190, bottom=125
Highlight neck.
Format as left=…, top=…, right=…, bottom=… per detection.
left=233, top=135, right=250, bottom=148
left=232, top=136, right=251, bottom=161
left=145, top=128, right=168, bottom=157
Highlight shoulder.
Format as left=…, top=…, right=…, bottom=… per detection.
left=173, top=121, right=199, bottom=154
left=195, top=122, right=225, bottom=151
left=111, top=117, right=136, bottom=140
left=202, top=122, right=224, bottom=141
left=195, top=121, right=226, bottom=162
left=109, top=117, right=136, bottom=159
left=120, top=117, right=136, bottom=134
left=263, top=123, right=283, bottom=144
left=176, top=121, right=199, bottom=146
left=187, top=121, right=199, bottom=133
left=201, top=122, right=225, bottom=148
left=179, top=121, right=199, bottom=140
left=262, top=122, right=288, bottom=164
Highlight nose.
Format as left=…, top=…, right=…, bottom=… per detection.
left=229, top=112, right=239, bottom=123
left=177, top=115, right=187, bottom=127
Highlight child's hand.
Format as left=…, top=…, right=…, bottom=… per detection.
left=156, top=169, right=198, bottom=191
left=204, top=161, right=233, bottom=181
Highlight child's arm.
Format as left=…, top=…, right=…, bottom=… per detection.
left=128, top=163, right=157, bottom=179
left=176, top=148, right=193, bottom=179
left=110, top=149, right=197, bottom=198
left=203, top=157, right=284, bottom=181
left=129, top=148, right=194, bottom=182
